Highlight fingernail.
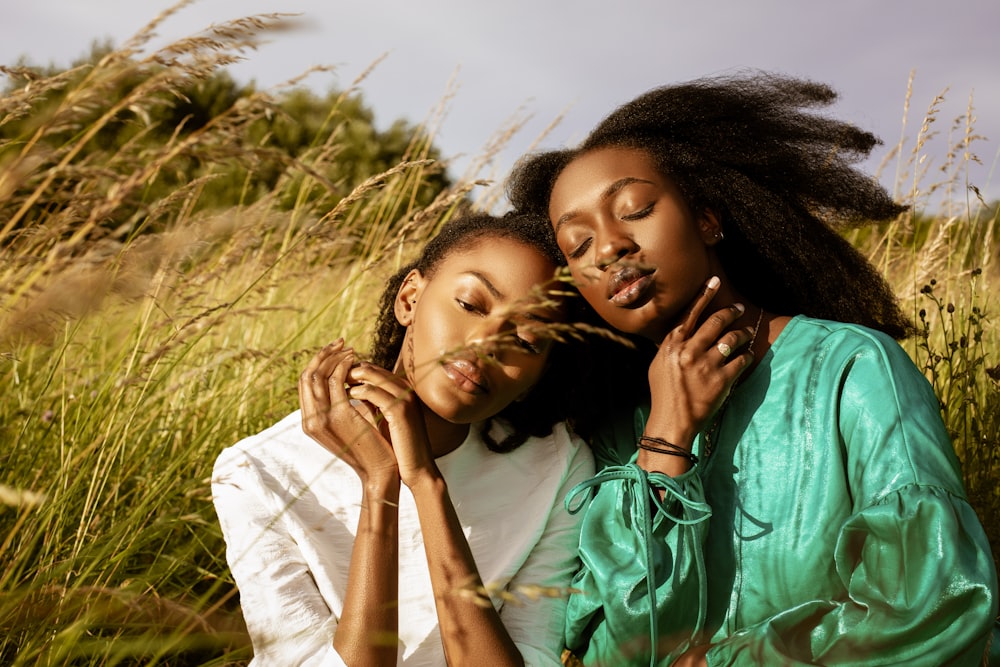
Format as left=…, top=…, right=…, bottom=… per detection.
left=734, top=303, right=745, bottom=313
left=707, top=276, right=720, bottom=289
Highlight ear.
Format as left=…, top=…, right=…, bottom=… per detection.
left=394, top=269, right=425, bottom=326
left=697, top=209, right=725, bottom=246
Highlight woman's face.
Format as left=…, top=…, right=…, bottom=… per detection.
left=396, top=236, right=562, bottom=424
left=548, top=146, right=720, bottom=340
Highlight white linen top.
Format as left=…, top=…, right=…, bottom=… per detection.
left=212, top=410, right=594, bottom=666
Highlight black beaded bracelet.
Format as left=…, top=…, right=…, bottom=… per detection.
left=637, top=435, right=698, bottom=464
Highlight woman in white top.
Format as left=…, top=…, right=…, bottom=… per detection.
left=213, top=212, right=596, bottom=666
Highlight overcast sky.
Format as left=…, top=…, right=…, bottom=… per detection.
left=4, top=0, right=998, bottom=208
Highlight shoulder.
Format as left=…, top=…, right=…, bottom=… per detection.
left=768, top=316, right=942, bottom=430
left=779, top=315, right=919, bottom=374
left=213, top=410, right=334, bottom=481
left=786, top=315, right=903, bottom=350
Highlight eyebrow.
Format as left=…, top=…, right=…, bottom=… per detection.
left=554, top=176, right=654, bottom=233
left=463, top=271, right=503, bottom=299
left=462, top=270, right=559, bottom=323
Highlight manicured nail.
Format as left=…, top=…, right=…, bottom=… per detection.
left=734, top=303, right=745, bottom=313
left=707, top=276, right=720, bottom=289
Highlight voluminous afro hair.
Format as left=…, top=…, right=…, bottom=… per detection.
left=507, top=71, right=914, bottom=340
left=369, top=211, right=592, bottom=452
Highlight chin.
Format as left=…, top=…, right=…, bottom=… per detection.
left=423, top=394, right=483, bottom=425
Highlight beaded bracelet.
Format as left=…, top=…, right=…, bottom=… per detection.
left=637, top=435, right=699, bottom=464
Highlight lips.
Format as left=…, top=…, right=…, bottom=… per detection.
left=442, top=358, right=489, bottom=395
left=606, top=265, right=655, bottom=307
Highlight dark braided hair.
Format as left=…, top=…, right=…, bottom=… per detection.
left=369, top=211, right=592, bottom=452
left=507, top=71, right=914, bottom=340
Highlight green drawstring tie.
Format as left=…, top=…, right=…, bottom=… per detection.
left=566, top=462, right=711, bottom=666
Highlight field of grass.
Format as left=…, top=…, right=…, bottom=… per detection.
left=2, top=10, right=997, bottom=666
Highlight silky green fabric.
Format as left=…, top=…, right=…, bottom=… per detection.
left=565, top=316, right=998, bottom=666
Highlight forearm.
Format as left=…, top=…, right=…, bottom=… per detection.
left=409, top=471, right=524, bottom=667
left=334, top=477, right=401, bottom=666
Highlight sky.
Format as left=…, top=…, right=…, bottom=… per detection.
left=3, top=0, right=999, bottom=209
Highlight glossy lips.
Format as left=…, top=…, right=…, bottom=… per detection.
left=442, top=358, right=489, bottom=395
left=606, top=264, right=655, bottom=307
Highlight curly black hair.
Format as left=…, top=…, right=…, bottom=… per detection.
left=369, top=211, right=597, bottom=452
left=507, top=71, right=914, bottom=340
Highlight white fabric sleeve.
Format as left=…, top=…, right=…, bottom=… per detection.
left=212, top=446, right=349, bottom=667
left=500, top=426, right=596, bottom=666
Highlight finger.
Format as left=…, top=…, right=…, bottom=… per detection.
left=348, top=363, right=411, bottom=400
left=298, top=347, right=330, bottom=412
left=688, top=302, right=745, bottom=351
left=719, top=348, right=755, bottom=383
left=301, top=345, right=353, bottom=411
left=713, top=325, right=753, bottom=360
left=347, top=380, right=402, bottom=417
left=325, top=349, right=357, bottom=407
left=298, top=339, right=345, bottom=390
left=350, top=397, right=382, bottom=429
left=676, top=275, right=721, bottom=337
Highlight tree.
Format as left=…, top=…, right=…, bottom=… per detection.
left=0, top=40, right=451, bottom=246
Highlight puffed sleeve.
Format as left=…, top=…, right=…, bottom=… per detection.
left=706, top=332, right=998, bottom=666
left=563, top=460, right=712, bottom=665
left=499, top=424, right=597, bottom=666
left=212, top=446, right=349, bottom=667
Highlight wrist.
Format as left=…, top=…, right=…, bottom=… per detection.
left=405, top=464, right=446, bottom=496
left=636, top=446, right=694, bottom=477
left=363, top=474, right=401, bottom=501
left=642, top=415, right=697, bottom=449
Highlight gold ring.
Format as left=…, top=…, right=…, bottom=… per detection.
left=717, top=342, right=733, bottom=358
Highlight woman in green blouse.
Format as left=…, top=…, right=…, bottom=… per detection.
left=507, top=72, right=998, bottom=666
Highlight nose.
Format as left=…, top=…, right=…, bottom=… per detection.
left=595, top=223, right=638, bottom=270
left=466, top=319, right=503, bottom=359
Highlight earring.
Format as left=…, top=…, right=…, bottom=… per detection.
left=715, top=230, right=725, bottom=241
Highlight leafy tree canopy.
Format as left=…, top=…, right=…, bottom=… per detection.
left=0, top=41, right=451, bottom=241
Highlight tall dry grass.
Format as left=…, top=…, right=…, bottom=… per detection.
left=1, top=10, right=997, bottom=666
left=0, top=7, right=480, bottom=664
left=846, top=69, right=1000, bottom=570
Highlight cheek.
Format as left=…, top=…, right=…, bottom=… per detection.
left=412, top=311, right=454, bottom=357
left=569, top=264, right=603, bottom=297
left=502, top=355, right=548, bottom=390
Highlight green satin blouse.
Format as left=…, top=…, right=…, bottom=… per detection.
left=564, top=316, right=998, bottom=666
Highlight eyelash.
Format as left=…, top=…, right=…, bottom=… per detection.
left=622, top=204, right=654, bottom=221
left=456, top=299, right=541, bottom=354
left=456, top=298, right=479, bottom=313
left=566, top=204, right=654, bottom=259
left=514, top=336, right=542, bottom=355
left=567, top=239, right=591, bottom=260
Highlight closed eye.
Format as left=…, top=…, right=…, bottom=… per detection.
left=621, top=204, right=653, bottom=221
left=513, top=334, right=542, bottom=355
left=456, top=299, right=483, bottom=314
left=567, top=237, right=592, bottom=260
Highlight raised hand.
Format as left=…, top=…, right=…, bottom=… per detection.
left=298, top=339, right=398, bottom=484
left=345, top=361, right=436, bottom=488
left=642, top=276, right=755, bottom=459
